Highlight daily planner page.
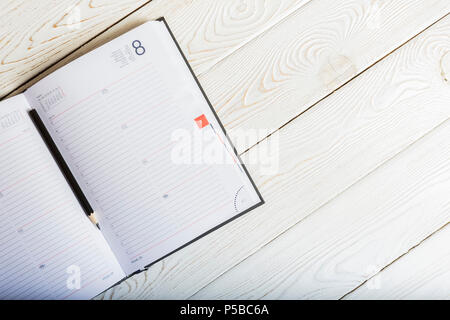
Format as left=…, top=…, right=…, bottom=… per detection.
left=24, top=20, right=263, bottom=274
left=0, top=95, right=124, bottom=299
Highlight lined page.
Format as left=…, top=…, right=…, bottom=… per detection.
left=0, top=95, right=124, bottom=299
left=24, top=21, right=262, bottom=274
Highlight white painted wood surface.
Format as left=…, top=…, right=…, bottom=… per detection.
left=194, top=98, right=450, bottom=299
left=101, top=14, right=450, bottom=300
left=1, top=0, right=449, bottom=299
left=8, top=1, right=449, bottom=153
left=345, top=225, right=450, bottom=300
left=5, top=0, right=314, bottom=99
left=0, top=0, right=150, bottom=98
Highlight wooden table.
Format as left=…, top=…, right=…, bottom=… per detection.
left=1, top=0, right=449, bottom=299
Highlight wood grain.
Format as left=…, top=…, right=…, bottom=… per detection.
left=345, top=225, right=450, bottom=300
left=6, top=2, right=450, bottom=152
left=98, top=15, right=450, bottom=299
left=199, top=0, right=450, bottom=151
left=143, top=0, right=313, bottom=75
left=193, top=117, right=450, bottom=299
left=0, top=0, right=151, bottom=98
left=3, top=0, right=313, bottom=99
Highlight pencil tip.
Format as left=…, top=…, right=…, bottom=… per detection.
left=96, top=223, right=101, bottom=230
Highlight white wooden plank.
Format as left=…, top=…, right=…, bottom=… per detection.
left=344, top=225, right=450, bottom=300
left=200, top=0, right=450, bottom=151
left=144, top=0, right=313, bottom=75
left=98, top=15, right=450, bottom=299
left=3, top=0, right=313, bottom=99
left=0, top=0, right=150, bottom=98
left=192, top=115, right=450, bottom=298
left=6, top=2, right=450, bottom=154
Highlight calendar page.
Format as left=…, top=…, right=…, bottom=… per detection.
left=0, top=95, right=124, bottom=299
left=24, top=19, right=263, bottom=275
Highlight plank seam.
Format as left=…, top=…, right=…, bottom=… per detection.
left=187, top=13, right=450, bottom=299
left=339, top=222, right=450, bottom=299
left=239, top=12, right=450, bottom=156
left=1, top=0, right=315, bottom=101
left=194, top=0, right=314, bottom=78
left=0, top=0, right=155, bottom=101
left=189, top=106, right=450, bottom=299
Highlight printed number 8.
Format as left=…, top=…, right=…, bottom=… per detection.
left=132, top=40, right=146, bottom=56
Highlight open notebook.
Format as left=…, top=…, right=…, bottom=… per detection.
left=0, top=18, right=263, bottom=299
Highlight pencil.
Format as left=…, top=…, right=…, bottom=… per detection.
left=29, top=109, right=101, bottom=230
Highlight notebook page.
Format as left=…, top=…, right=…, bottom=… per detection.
left=0, top=95, right=124, bottom=299
left=24, top=20, right=263, bottom=274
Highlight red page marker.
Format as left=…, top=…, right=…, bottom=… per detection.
left=194, top=114, right=209, bottom=129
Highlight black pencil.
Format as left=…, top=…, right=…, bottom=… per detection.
left=29, top=109, right=101, bottom=230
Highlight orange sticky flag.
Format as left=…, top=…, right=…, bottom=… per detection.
left=194, top=114, right=209, bottom=129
